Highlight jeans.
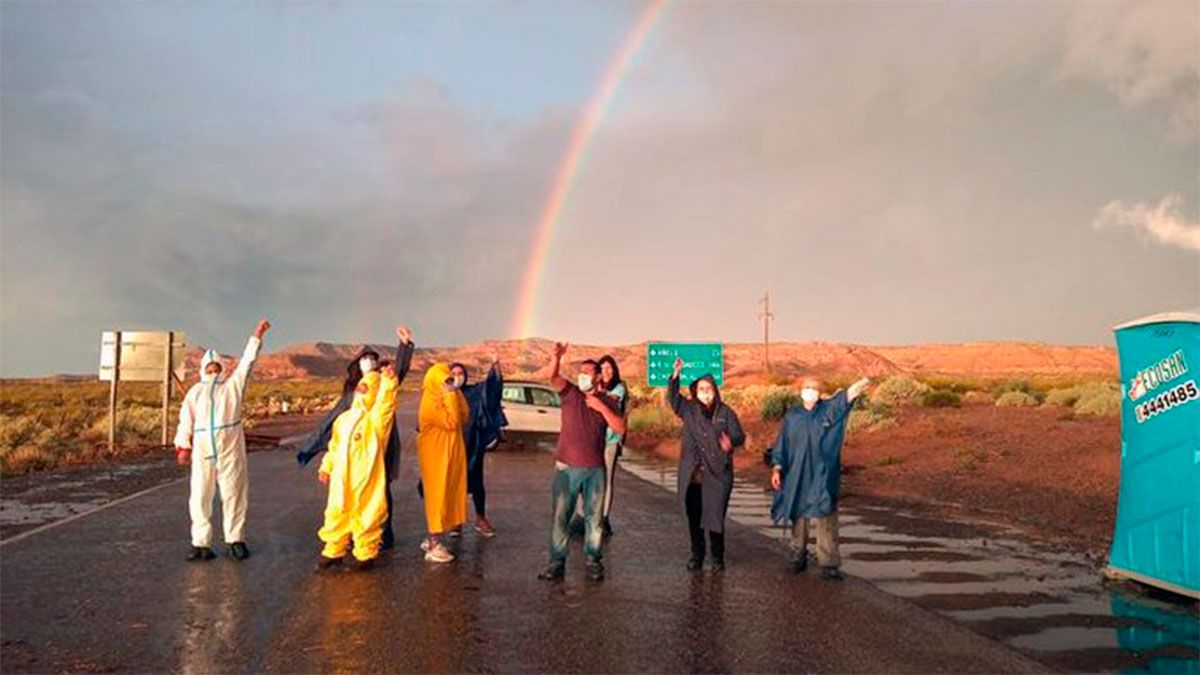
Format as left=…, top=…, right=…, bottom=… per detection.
left=685, top=483, right=724, bottom=563
left=790, top=512, right=841, bottom=568
left=550, top=466, right=605, bottom=564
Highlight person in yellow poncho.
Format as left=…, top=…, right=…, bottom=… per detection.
left=416, top=362, right=469, bottom=564
left=316, top=366, right=399, bottom=570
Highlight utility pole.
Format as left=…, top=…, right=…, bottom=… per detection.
left=759, top=290, right=774, bottom=374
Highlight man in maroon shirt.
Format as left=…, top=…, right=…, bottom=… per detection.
left=538, top=342, right=626, bottom=582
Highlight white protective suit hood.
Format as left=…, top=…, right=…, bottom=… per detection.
left=200, top=349, right=224, bottom=382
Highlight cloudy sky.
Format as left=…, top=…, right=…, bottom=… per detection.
left=2, top=1, right=1197, bottom=376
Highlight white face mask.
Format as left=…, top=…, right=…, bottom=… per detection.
left=359, top=357, right=377, bottom=374
left=800, top=388, right=820, bottom=405
left=202, top=371, right=218, bottom=383
left=452, top=375, right=465, bottom=389
left=697, top=390, right=715, bottom=406
left=577, top=374, right=594, bottom=392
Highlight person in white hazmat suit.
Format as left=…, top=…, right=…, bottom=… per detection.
left=174, top=319, right=270, bottom=561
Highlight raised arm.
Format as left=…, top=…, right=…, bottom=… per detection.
left=847, top=377, right=870, bottom=403
left=549, top=341, right=569, bottom=392
left=370, top=368, right=400, bottom=432
left=395, top=325, right=415, bottom=384
left=230, top=319, right=270, bottom=394
left=666, top=357, right=687, bottom=417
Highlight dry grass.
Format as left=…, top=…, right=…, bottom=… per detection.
left=0, top=378, right=342, bottom=476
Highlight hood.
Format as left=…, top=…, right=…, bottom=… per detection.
left=199, top=348, right=224, bottom=379
left=423, top=362, right=453, bottom=391
left=689, top=373, right=722, bottom=409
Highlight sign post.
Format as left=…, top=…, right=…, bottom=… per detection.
left=100, top=331, right=187, bottom=453
left=647, top=342, right=724, bottom=387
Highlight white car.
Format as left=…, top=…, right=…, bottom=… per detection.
left=500, top=381, right=562, bottom=434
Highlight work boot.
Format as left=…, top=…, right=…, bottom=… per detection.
left=586, top=559, right=606, bottom=582
left=317, top=556, right=344, bottom=571
left=710, top=559, right=726, bottom=574
left=352, top=557, right=378, bottom=571
left=821, top=567, right=845, bottom=582
left=228, top=542, right=250, bottom=561
left=537, top=562, right=565, bottom=581
left=788, top=553, right=808, bottom=574
left=187, top=546, right=216, bottom=562
left=686, top=556, right=704, bottom=572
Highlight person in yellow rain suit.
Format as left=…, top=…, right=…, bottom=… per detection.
left=416, top=362, right=469, bottom=564
left=317, top=365, right=399, bottom=570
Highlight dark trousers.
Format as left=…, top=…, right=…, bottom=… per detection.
left=685, top=483, right=724, bottom=563
left=381, top=465, right=396, bottom=549
left=468, top=455, right=486, bottom=517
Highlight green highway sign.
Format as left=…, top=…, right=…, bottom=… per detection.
left=647, top=342, right=724, bottom=387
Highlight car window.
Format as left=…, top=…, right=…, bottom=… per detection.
left=502, top=385, right=528, bottom=404
left=529, top=387, right=561, bottom=408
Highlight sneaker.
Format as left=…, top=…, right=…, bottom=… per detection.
left=788, top=553, right=809, bottom=574
left=424, top=543, right=455, bottom=564
left=420, top=538, right=432, bottom=553
left=710, top=560, right=726, bottom=574
left=317, top=556, right=344, bottom=570
left=821, top=567, right=845, bottom=582
left=187, top=546, right=216, bottom=562
left=686, top=557, right=704, bottom=572
left=228, top=542, right=250, bottom=561
left=474, top=517, right=497, bottom=538
left=537, top=563, right=565, bottom=581
left=352, top=557, right=378, bottom=571
left=586, top=560, right=606, bottom=582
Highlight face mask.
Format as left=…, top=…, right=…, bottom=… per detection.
left=452, top=375, right=465, bottom=389
left=359, top=357, right=377, bottom=374
left=697, top=390, right=714, bottom=406
left=800, top=388, right=820, bottom=404
left=577, top=374, right=594, bottom=392
left=202, top=372, right=218, bottom=383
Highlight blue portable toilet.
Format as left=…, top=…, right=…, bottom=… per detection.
left=1108, top=310, right=1200, bottom=599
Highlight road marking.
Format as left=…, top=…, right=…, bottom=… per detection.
left=0, top=476, right=187, bottom=547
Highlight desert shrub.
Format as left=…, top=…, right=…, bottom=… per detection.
left=920, top=376, right=986, bottom=394
left=0, top=445, right=59, bottom=476
left=849, top=403, right=896, bottom=433
left=961, top=390, right=994, bottom=405
left=1074, top=385, right=1121, bottom=417
left=0, top=414, right=42, bottom=451
left=872, top=375, right=930, bottom=407
left=992, top=379, right=1046, bottom=403
left=952, top=447, right=991, bottom=472
left=922, top=389, right=962, bottom=408
left=761, top=390, right=803, bottom=422
left=627, top=405, right=681, bottom=438
left=995, top=391, right=1038, bottom=407
left=1043, top=387, right=1082, bottom=407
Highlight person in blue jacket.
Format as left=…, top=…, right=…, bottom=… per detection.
left=297, top=325, right=414, bottom=551
left=770, top=375, right=871, bottom=580
left=448, top=357, right=507, bottom=537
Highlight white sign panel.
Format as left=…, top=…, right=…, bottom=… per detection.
left=99, top=331, right=187, bottom=382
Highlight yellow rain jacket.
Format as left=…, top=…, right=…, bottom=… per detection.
left=318, top=370, right=398, bottom=561
left=417, top=363, right=469, bottom=535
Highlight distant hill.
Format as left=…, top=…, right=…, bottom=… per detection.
left=174, top=338, right=1117, bottom=384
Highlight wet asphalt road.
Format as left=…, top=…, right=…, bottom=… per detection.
left=0, top=402, right=1045, bottom=674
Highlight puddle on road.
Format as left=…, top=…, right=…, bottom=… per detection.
left=620, top=450, right=1200, bottom=674
left=0, top=461, right=175, bottom=532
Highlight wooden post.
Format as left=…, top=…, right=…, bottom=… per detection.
left=108, top=330, right=121, bottom=455
left=759, top=291, right=774, bottom=375
left=161, top=331, right=173, bottom=447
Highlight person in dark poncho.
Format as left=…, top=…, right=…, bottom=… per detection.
left=296, top=325, right=415, bottom=550
left=666, top=357, right=745, bottom=572
left=448, top=357, right=507, bottom=537
left=770, top=374, right=871, bottom=581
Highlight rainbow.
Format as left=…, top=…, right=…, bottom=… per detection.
left=509, top=0, right=669, bottom=339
